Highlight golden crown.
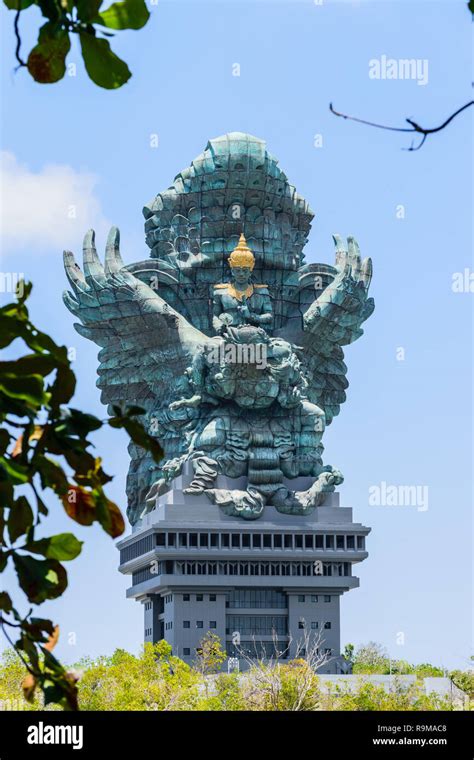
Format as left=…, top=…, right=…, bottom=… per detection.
left=228, top=233, right=255, bottom=270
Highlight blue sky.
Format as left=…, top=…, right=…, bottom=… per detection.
left=1, top=0, right=472, bottom=670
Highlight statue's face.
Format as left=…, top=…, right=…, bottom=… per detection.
left=232, top=267, right=252, bottom=287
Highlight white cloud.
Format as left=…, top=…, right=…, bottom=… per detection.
left=0, top=151, right=110, bottom=253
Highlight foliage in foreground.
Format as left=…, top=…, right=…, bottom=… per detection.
left=0, top=283, right=162, bottom=709
left=0, top=641, right=469, bottom=712
left=3, top=0, right=150, bottom=89
left=348, top=641, right=446, bottom=677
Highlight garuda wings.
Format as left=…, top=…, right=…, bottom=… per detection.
left=63, top=133, right=374, bottom=523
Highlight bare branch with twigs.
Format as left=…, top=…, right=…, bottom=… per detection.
left=329, top=100, right=474, bottom=151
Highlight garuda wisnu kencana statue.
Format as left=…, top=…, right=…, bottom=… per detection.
left=63, top=133, right=374, bottom=523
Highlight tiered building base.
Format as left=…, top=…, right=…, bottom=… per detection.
left=118, top=467, right=370, bottom=673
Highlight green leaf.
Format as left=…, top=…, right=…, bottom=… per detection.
left=0, top=429, right=11, bottom=454
left=36, top=455, right=69, bottom=495
left=79, top=32, right=131, bottom=89
left=76, top=0, right=102, bottom=21
left=469, top=1, right=474, bottom=16
left=98, top=0, right=150, bottom=29
left=17, top=280, right=33, bottom=304
left=94, top=488, right=124, bottom=538
left=3, top=0, right=35, bottom=8
left=0, top=354, right=57, bottom=377
left=0, top=456, right=29, bottom=485
left=0, top=591, right=12, bottom=612
left=36, top=0, right=62, bottom=21
left=8, top=496, right=34, bottom=543
left=27, top=24, right=71, bottom=84
left=24, top=617, right=55, bottom=641
left=0, top=373, right=50, bottom=409
left=27, top=533, right=83, bottom=561
left=48, top=364, right=76, bottom=411
left=58, top=408, right=103, bottom=437
left=109, top=412, right=163, bottom=462
left=13, top=554, right=68, bottom=604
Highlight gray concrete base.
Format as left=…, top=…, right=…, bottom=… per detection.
left=118, top=471, right=371, bottom=675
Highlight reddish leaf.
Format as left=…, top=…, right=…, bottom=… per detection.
left=61, top=486, right=96, bottom=526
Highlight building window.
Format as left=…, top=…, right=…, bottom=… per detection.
left=210, top=534, right=218, bottom=547
left=324, top=621, right=331, bottom=629
left=226, top=615, right=287, bottom=636
left=325, top=648, right=332, bottom=655
left=273, top=534, right=282, bottom=548
left=210, top=594, right=216, bottom=602
left=183, top=621, right=190, bottom=629
left=298, top=595, right=305, bottom=603
left=179, top=533, right=187, bottom=547
left=300, top=648, right=306, bottom=656
left=311, top=622, right=318, bottom=630
left=196, top=621, right=203, bottom=629
left=263, top=534, right=272, bottom=548
left=183, top=594, right=190, bottom=601
left=242, top=534, right=250, bottom=547
left=196, top=594, right=203, bottom=601
left=221, top=534, right=230, bottom=547
left=311, top=595, right=318, bottom=603
left=298, top=621, right=305, bottom=629
left=189, top=533, right=198, bottom=547
left=183, top=648, right=190, bottom=656
left=227, top=589, right=286, bottom=609
left=210, top=621, right=217, bottom=629
left=252, top=534, right=261, bottom=548
left=315, top=535, right=323, bottom=548
left=357, top=536, right=365, bottom=550
left=168, top=532, right=176, bottom=546
left=295, top=535, right=303, bottom=548
left=336, top=535, right=344, bottom=549
left=324, top=595, right=331, bottom=603
left=232, top=534, right=240, bottom=548
left=305, top=535, right=313, bottom=548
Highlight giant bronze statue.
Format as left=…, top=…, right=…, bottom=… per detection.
left=63, top=133, right=374, bottom=524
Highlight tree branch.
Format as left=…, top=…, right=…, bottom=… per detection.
left=329, top=100, right=474, bottom=151
left=14, top=7, right=27, bottom=69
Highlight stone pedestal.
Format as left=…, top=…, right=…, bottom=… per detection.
left=117, top=465, right=370, bottom=673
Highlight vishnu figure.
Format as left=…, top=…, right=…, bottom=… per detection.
left=212, top=234, right=273, bottom=334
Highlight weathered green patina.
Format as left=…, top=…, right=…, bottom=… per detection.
left=63, top=133, right=374, bottom=524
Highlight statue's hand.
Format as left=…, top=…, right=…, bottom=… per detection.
left=169, top=394, right=201, bottom=410
left=213, top=313, right=233, bottom=335
left=239, top=303, right=251, bottom=318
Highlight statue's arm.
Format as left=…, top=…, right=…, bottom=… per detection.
left=247, top=289, right=273, bottom=328
left=212, top=292, right=231, bottom=333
